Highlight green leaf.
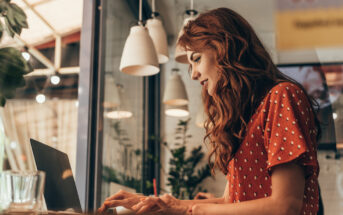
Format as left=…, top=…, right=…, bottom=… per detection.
left=4, top=18, right=14, bottom=37
left=0, top=47, right=33, bottom=105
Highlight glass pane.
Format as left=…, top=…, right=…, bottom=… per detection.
left=0, top=61, right=79, bottom=174
left=99, top=0, right=144, bottom=203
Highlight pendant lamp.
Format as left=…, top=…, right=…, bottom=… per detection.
left=104, top=84, right=133, bottom=119
left=165, top=105, right=189, bottom=117
left=174, top=0, right=198, bottom=64
left=146, top=0, right=169, bottom=64
left=103, top=75, right=120, bottom=108
left=119, top=0, right=159, bottom=76
left=163, top=68, right=188, bottom=106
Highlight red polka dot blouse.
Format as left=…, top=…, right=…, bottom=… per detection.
left=226, top=82, right=319, bottom=214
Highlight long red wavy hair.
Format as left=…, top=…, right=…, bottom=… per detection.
left=178, top=8, right=320, bottom=175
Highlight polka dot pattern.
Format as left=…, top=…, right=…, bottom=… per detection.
left=226, top=82, right=319, bottom=214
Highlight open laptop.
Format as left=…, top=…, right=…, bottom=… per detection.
left=30, top=139, right=82, bottom=213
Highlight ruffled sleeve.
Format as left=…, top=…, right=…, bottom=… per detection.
left=262, top=83, right=318, bottom=178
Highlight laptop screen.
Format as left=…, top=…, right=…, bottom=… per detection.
left=30, top=139, right=82, bottom=212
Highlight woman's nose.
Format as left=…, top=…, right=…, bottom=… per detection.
left=191, top=69, right=200, bottom=80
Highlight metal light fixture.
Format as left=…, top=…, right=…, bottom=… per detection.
left=146, top=0, right=169, bottom=64
left=119, top=0, right=159, bottom=76
left=163, top=68, right=188, bottom=106
left=165, top=105, right=189, bottom=117
left=104, top=84, right=133, bottom=119
left=174, top=0, right=198, bottom=64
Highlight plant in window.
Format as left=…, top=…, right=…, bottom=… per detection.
left=165, top=118, right=212, bottom=199
left=102, top=121, right=142, bottom=192
left=0, top=0, right=33, bottom=106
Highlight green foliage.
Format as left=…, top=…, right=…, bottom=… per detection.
left=102, top=121, right=142, bottom=191
left=166, top=119, right=211, bottom=199
left=0, top=0, right=32, bottom=107
left=0, top=0, right=28, bottom=37
left=102, top=166, right=142, bottom=192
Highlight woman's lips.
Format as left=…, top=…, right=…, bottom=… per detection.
left=200, top=79, right=208, bottom=86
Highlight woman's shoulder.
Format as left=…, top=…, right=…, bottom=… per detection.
left=268, top=81, right=304, bottom=94
left=260, top=81, right=310, bottom=109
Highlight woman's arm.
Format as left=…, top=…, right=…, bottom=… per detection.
left=181, top=197, right=224, bottom=205
left=181, top=182, right=228, bottom=206
left=191, top=162, right=305, bottom=215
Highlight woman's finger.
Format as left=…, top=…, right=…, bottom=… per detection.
left=154, top=197, right=168, bottom=208
left=97, top=204, right=107, bottom=213
left=136, top=204, right=155, bottom=215
left=134, top=197, right=160, bottom=214
left=105, top=193, right=124, bottom=201
left=104, top=199, right=130, bottom=208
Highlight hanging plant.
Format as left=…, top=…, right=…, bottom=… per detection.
left=0, top=0, right=33, bottom=106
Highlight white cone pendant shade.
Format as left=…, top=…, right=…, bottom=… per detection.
left=175, top=17, right=196, bottom=64
left=146, top=18, right=169, bottom=64
left=103, top=76, right=120, bottom=108
left=120, top=25, right=160, bottom=76
left=104, top=85, right=133, bottom=119
left=163, top=72, right=188, bottom=106
left=165, top=105, right=189, bottom=117
left=105, top=110, right=133, bottom=119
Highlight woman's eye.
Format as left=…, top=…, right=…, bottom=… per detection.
left=194, top=56, right=201, bottom=63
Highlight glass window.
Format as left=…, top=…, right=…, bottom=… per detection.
left=99, top=0, right=144, bottom=203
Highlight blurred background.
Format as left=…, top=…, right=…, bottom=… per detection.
left=0, top=0, right=343, bottom=214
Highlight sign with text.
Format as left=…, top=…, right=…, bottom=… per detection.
left=276, top=0, right=343, bottom=50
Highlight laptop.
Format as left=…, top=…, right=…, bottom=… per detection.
left=30, top=139, right=82, bottom=213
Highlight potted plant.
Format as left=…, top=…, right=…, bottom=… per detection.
left=0, top=0, right=33, bottom=107
left=165, top=119, right=212, bottom=200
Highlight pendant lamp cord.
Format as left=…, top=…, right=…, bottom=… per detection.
left=186, top=0, right=197, bottom=16
left=139, top=0, right=143, bottom=25
left=151, top=0, right=159, bottom=18
left=152, top=0, right=155, bottom=13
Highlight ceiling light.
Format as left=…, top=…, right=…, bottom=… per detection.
left=21, top=51, right=30, bottom=61
left=165, top=105, right=189, bottom=117
left=175, top=0, right=198, bottom=64
left=163, top=68, right=188, bottom=105
left=104, top=84, right=133, bottom=119
left=50, top=75, right=60, bottom=85
left=146, top=0, right=169, bottom=64
left=36, top=93, right=46, bottom=104
left=119, top=0, right=159, bottom=76
left=105, top=110, right=133, bottom=119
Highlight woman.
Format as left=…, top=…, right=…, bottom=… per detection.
left=99, top=7, right=321, bottom=215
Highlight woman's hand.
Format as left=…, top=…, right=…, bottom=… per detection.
left=97, top=190, right=145, bottom=213
left=132, top=194, right=191, bottom=215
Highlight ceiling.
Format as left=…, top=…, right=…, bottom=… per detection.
left=1, top=0, right=83, bottom=47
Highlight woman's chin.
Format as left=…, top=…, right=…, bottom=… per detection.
left=208, top=88, right=215, bottom=96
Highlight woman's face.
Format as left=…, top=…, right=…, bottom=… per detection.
left=187, top=49, right=220, bottom=96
